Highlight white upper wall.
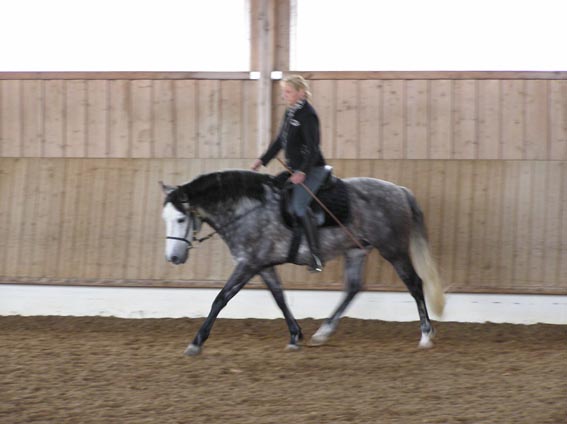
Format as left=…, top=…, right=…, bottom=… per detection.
left=2, top=0, right=566, bottom=72
left=291, top=0, right=567, bottom=71
left=0, top=0, right=250, bottom=71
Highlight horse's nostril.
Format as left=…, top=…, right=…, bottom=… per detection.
left=171, top=256, right=179, bottom=263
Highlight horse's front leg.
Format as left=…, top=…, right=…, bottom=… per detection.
left=185, top=262, right=257, bottom=356
left=259, top=267, right=303, bottom=351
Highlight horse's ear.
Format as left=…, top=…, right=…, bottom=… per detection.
left=159, top=181, right=176, bottom=196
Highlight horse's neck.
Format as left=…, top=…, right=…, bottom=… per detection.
left=199, top=197, right=264, bottom=230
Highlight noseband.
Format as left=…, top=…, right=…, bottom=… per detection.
left=166, top=236, right=194, bottom=249
left=165, top=207, right=200, bottom=250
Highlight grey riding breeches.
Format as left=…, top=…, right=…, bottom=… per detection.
left=290, top=165, right=329, bottom=218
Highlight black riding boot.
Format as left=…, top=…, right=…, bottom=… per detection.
left=299, top=213, right=324, bottom=272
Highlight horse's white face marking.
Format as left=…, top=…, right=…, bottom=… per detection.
left=162, top=202, right=192, bottom=264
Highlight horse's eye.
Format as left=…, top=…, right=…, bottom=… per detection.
left=177, top=218, right=186, bottom=224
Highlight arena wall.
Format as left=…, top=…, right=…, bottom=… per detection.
left=0, top=74, right=565, bottom=295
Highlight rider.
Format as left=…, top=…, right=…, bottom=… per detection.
left=251, top=75, right=327, bottom=272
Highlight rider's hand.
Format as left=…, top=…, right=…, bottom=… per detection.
left=250, top=159, right=262, bottom=171
left=290, top=171, right=306, bottom=185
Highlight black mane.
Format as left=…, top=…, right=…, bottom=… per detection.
left=179, top=170, right=274, bottom=209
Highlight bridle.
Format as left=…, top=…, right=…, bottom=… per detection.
left=165, top=207, right=204, bottom=251
left=165, top=200, right=264, bottom=251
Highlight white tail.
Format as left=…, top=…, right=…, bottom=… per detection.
left=409, top=232, right=445, bottom=318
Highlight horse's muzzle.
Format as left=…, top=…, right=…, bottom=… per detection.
left=166, top=251, right=188, bottom=265
left=165, top=237, right=192, bottom=265
left=170, top=255, right=184, bottom=265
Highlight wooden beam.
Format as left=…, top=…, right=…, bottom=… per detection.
left=274, top=0, right=290, bottom=71
left=2, top=69, right=566, bottom=82
left=2, top=276, right=566, bottom=294
left=0, top=72, right=252, bottom=80
left=2, top=70, right=565, bottom=82
left=286, top=71, right=567, bottom=80
left=250, top=0, right=276, bottom=156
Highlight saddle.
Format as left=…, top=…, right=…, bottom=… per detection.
left=273, top=166, right=350, bottom=264
left=275, top=166, right=351, bottom=229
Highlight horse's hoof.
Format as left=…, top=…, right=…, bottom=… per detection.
left=309, top=322, right=334, bottom=346
left=184, top=344, right=202, bottom=356
left=285, top=343, right=301, bottom=352
left=418, top=335, right=434, bottom=349
left=308, top=334, right=328, bottom=346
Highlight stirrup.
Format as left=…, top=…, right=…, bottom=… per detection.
left=308, top=255, right=324, bottom=273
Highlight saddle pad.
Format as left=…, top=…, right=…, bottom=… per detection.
left=315, top=177, right=350, bottom=227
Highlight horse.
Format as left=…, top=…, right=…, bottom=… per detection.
left=160, top=169, right=445, bottom=356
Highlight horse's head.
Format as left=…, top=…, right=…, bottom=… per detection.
left=160, top=182, right=202, bottom=265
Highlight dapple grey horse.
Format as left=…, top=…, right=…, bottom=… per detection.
left=161, top=170, right=444, bottom=356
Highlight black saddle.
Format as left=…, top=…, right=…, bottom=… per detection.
left=274, top=166, right=351, bottom=229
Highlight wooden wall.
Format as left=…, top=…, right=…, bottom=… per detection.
left=308, top=79, right=566, bottom=161
left=1, top=77, right=564, bottom=161
left=0, top=75, right=566, bottom=294
left=0, top=77, right=259, bottom=159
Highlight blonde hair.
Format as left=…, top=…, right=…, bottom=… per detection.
left=281, top=75, right=312, bottom=100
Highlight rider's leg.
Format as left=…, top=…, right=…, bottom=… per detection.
left=291, top=166, right=328, bottom=272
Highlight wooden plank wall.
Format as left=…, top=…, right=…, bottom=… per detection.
left=303, top=79, right=566, bottom=161
left=0, top=76, right=566, bottom=294
left=1, top=78, right=564, bottom=161
left=0, top=79, right=260, bottom=159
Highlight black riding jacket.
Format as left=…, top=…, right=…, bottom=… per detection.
left=259, top=100, right=326, bottom=174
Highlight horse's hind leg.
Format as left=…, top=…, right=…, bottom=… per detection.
left=310, top=249, right=367, bottom=346
left=259, top=267, right=303, bottom=351
left=389, top=255, right=434, bottom=348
